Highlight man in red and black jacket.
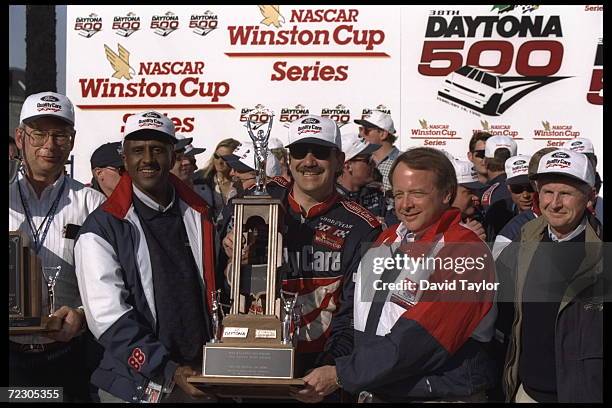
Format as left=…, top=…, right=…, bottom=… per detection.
left=297, top=147, right=496, bottom=403
left=221, top=116, right=382, bottom=387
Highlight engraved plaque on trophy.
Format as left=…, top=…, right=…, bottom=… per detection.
left=188, top=108, right=304, bottom=398
left=9, top=231, right=62, bottom=334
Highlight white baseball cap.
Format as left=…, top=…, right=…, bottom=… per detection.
left=505, top=154, right=532, bottom=185
left=184, top=144, right=206, bottom=157
left=20, top=92, right=75, bottom=126
left=123, top=111, right=176, bottom=144
left=342, top=133, right=380, bottom=162
left=534, top=149, right=595, bottom=187
left=223, top=141, right=280, bottom=176
left=174, top=134, right=194, bottom=151
left=354, top=111, right=396, bottom=134
left=484, top=135, right=518, bottom=158
left=452, top=160, right=485, bottom=190
left=563, top=138, right=595, bottom=154
left=287, top=115, right=341, bottom=149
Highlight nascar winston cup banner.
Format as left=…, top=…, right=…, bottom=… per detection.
left=66, top=5, right=602, bottom=182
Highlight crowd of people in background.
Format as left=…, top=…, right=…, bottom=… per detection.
left=8, top=91, right=603, bottom=403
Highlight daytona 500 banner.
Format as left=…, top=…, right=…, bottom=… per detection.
left=66, top=5, right=602, bottom=182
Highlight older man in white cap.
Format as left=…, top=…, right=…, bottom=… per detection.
left=9, top=92, right=106, bottom=401
left=336, top=133, right=388, bottom=223
left=354, top=111, right=399, bottom=192
left=74, top=111, right=218, bottom=402
left=504, top=149, right=602, bottom=403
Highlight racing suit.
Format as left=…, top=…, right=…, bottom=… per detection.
left=220, top=176, right=382, bottom=375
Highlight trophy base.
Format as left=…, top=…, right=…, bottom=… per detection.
left=9, top=315, right=62, bottom=335
left=187, top=376, right=304, bottom=399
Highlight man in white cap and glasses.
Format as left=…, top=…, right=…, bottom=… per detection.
left=354, top=111, right=400, bottom=192
left=481, top=135, right=518, bottom=241
left=74, top=111, right=218, bottom=402
left=221, top=115, right=382, bottom=402
left=9, top=92, right=106, bottom=401
left=336, top=133, right=388, bottom=224
left=504, top=149, right=602, bottom=403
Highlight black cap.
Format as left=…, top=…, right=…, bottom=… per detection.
left=91, top=142, right=124, bottom=169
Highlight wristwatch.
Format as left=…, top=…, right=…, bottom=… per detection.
left=335, top=373, right=343, bottom=389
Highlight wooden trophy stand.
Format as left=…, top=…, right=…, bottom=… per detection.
left=188, top=197, right=304, bottom=399
left=9, top=231, right=62, bottom=334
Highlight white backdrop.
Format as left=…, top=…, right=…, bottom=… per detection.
left=66, top=5, right=602, bottom=183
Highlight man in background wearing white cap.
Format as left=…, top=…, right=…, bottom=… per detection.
left=221, top=140, right=281, bottom=197
left=336, top=133, right=388, bottom=224
left=9, top=92, right=106, bottom=401
left=451, top=160, right=487, bottom=241
left=481, top=135, right=518, bottom=241
left=222, top=116, right=382, bottom=402
left=74, top=111, right=217, bottom=402
left=504, top=149, right=602, bottom=403
left=354, top=111, right=400, bottom=192
left=504, top=154, right=536, bottom=217
left=563, top=137, right=603, bottom=226
left=269, top=136, right=291, bottom=181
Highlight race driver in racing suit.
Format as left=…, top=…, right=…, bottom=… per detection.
left=221, top=115, right=382, bottom=388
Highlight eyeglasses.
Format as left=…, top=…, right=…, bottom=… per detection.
left=289, top=145, right=335, bottom=160
left=213, top=153, right=226, bottom=161
left=22, top=127, right=74, bottom=148
left=472, top=149, right=486, bottom=159
left=509, top=184, right=535, bottom=194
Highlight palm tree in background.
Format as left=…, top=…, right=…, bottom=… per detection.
left=26, top=5, right=56, bottom=95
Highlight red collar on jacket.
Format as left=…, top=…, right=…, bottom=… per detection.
left=287, top=186, right=341, bottom=218
left=377, top=207, right=465, bottom=246
left=102, top=173, right=210, bottom=219
left=531, top=192, right=541, bottom=216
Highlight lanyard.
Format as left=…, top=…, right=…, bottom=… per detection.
left=17, top=177, right=67, bottom=254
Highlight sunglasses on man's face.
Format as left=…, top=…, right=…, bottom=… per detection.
left=509, top=184, right=535, bottom=194
left=472, top=150, right=486, bottom=159
left=289, top=145, right=335, bottom=160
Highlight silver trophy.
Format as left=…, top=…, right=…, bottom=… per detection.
left=246, top=107, right=274, bottom=196
left=42, top=266, right=62, bottom=316
left=280, top=290, right=298, bottom=345
left=210, top=289, right=222, bottom=343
